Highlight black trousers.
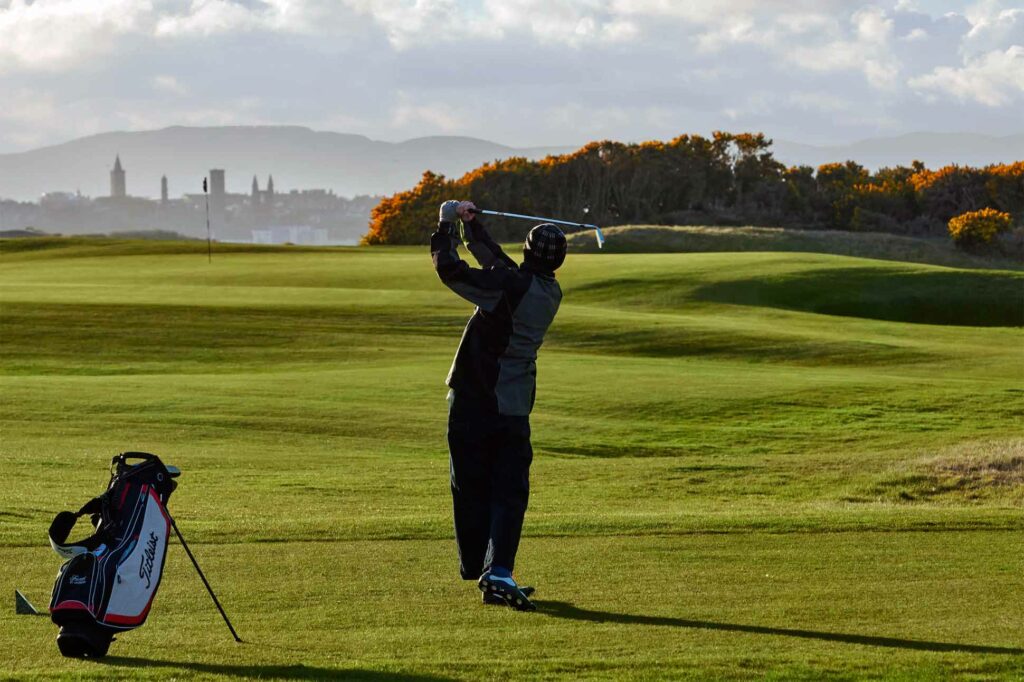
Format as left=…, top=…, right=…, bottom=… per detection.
left=447, top=393, right=533, bottom=579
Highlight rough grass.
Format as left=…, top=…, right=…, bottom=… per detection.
left=1, top=238, right=1023, bottom=680
left=862, top=439, right=1024, bottom=505
left=566, top=224, right=1024, bottom=270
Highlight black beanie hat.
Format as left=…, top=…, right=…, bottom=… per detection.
left=523, top=223, right=567, bottom=271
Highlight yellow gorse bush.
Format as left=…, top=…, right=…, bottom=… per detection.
left=948, top=208, right=1013, bottom=246
left=361, top=131, right=1024, bottom=245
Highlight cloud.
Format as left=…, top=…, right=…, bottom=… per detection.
left=0, top=0, right=151, bottom=73
left=116, top=99, right=267, bottom=129
left=0, top=1, right=1019, bottom=154
left=778, top=7, right=904, bottom=89
left=154, top=0, right=263, bottom=37
left=910, top=45, right=1024, bottom=105
left=475, top=0, right=640, bottom=48
left=152, top=0, right=366, bottom=37
left=609, top=0, right=850, bottom=25
left=788, top=91, right=850, bottom=112
left=962, top=5, right=1024, bottom=54
left=390, top=91, right=466, bottom=132
left=853, top=5, right=893, bottom=43
left=0, top=87, right=110, bottom=150
left=864, top=59, right=901, bottom=89
left=152, top=74, right=189, bottom=96
left=347, top=0, right=475, bottom=48
left=695, top=16, right=776, bottom=52
left=0, top=89, right=60, bottom=147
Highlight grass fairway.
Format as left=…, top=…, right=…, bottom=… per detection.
left=1, top=238, right=1022, bottom=680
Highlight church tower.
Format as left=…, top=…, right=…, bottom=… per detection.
left=110, top=155, right=126, bottom=198
left=251, top=175, right=260, bottom=205
left=161, top=175, right=169, bottom=204
left=266, top=175, right=275, bottom=203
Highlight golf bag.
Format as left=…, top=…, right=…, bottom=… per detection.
left=48, top=452, right=179, bottom=657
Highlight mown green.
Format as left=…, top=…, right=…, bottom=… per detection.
left=1, top=238, right=1022, bottom=680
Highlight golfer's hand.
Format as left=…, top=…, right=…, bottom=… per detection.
left=457, top=201, right=477, bottom=222
left=439, top=200, right=461, bottom=224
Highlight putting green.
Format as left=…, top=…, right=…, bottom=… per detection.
left=1, top=239, right=1022, bottom=680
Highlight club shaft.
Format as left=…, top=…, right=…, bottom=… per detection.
left=471, top=209, right=599, bottom=230
left=170, top=516, right=242, bottom=642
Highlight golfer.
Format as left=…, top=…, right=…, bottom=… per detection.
left=431, top=200, right=566, bottom=611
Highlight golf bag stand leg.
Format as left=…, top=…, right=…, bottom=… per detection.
left=169, top=516, right=242, bottom=642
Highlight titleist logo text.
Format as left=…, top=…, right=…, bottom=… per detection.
left=139, top=532, right=158, bottom=589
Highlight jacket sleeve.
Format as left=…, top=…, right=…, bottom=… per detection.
left=431, top=222, right=515, bottom=312
left=463, top=219, right=518, bottom=270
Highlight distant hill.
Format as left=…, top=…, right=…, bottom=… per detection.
left=0, top=126, right=573, bottom=202
left=772, top=132, right=1024, bottom=171
left=1, top=127, right=1021, bottom=203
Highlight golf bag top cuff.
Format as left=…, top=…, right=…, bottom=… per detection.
left=48, top=498, right=104, bottom=560
left=49, top=512, right=91, bottom=559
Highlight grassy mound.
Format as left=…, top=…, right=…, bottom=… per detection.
left=567, top=252, right=1023, bottom=327
left=2, top=239, right=1022, bottom=679
left=566, top=224, right=1023, bottom=270
left=694, top=266, right=1023, bottom=327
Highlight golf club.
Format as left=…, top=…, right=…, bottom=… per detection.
left=467, top=207, right=605, bottom=248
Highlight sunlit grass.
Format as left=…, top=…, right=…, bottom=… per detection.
left=1, top=238, right=1022, bottom=680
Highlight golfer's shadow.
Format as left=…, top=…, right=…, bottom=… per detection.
left=537, top=601, right=1024, bottom=655
left=99, top=658, right=453, bottom=680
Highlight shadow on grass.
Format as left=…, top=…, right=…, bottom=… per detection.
left=98, top=657, right=454, bottom=680
left=693, top=268, right=1024, bottom=327
left=538, top=601, right=1024, bottom=655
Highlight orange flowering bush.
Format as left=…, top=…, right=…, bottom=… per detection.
left=361, top=171, right=455, bottom=245
left=948, top=208, right=1013, bottom=247
left=360, top=132, right=1023, bottom=245
left=985, top=162, right=1024, bottom=216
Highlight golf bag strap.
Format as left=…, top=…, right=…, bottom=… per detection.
left=48, top=497, right=104, bottom=560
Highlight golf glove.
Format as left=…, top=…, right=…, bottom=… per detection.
left=439, top=200, right=461, bottom=224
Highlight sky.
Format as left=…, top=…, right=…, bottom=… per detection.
left=0, top=0, right=1022, bottom=153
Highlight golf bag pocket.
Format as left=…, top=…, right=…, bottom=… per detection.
left=48, top=452, right=177, bottom=657
left=50, top=551, right=99, bottom=617
left=104, top=486, right=171, bottom=626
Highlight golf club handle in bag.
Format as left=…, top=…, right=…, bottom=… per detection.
left=116, top=451, right=172, bottom=470
left=466, top=207, right=605, bottom=248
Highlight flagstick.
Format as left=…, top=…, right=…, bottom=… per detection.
left=204, top=178, right=211, bottom=263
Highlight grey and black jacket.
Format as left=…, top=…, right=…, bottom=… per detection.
left=431, top=219, right=562, bottom=416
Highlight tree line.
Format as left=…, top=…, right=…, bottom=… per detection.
left=362, top=132, right=1024, bottom=246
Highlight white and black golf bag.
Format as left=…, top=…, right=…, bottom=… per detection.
left=48, top=452, right=179, bottom=657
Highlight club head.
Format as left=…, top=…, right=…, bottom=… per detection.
left=166, top=465, right=181, bottom=478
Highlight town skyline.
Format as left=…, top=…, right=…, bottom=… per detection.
left=0, top=151, right=379, bottom=245
left=101, top=152, right=279, bottom=205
